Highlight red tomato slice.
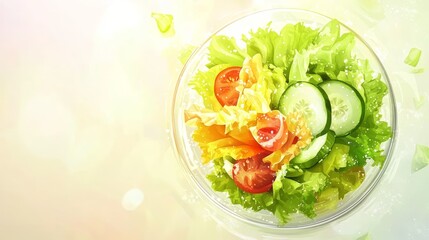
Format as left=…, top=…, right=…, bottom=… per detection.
left=251, top=111, right=289, bottom=152
left=214, top=66, right=242, bottom=106
left=232, top=153, right=276, bottom=194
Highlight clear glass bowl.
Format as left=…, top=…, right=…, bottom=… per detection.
left=171, top=8, right=396, bottom=230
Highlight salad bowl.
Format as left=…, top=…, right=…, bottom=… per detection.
left=171, top=8, right=396, bottom=230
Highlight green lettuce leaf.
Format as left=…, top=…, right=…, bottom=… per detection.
left=207, top=157, right=274, bottom=211
left=189, top=64, right=230, bottom=110
left=313, top=187, right=339, bottom=213
left=242, top=24, right=279, bottom=64
left=329, top=166, right=365, bottom=198
left=313, top=19, right=340, bottom=47
left=320, top=144, right=349, bottom=175
left=273, top=22, right=318, bottom=70
left=273, top=171, right=328, bottom=223
left=262, top=65, right=287, bottom=109
left=207, top=36, right=248, bottom=68
left=412, top=144, right=429, bottom=172
left=311, top=33, right=355, bottom=77
left=341, top=75, right=392, bottom=167
left=272, top=164, right=288, bottom=200
left=289, top=50, right=310, bottom=83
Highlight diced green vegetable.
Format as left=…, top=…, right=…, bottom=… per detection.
left=178, top=44, right=197, bottom=64
left=151, top=12, right=174, bottom=34
left=404, top=48, right=422, bottom=67
left=411, top=144, right=429, bottom=172
left=414, top=95, right=426, bottom=109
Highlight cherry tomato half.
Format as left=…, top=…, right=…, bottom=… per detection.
left=214, top=66, right=242, bottom=106
left=232, top=153, right=276, bottom=194
left=251, top=111, right=289, bottom=152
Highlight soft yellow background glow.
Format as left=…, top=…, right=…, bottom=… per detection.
left=1, top=0, right=429, bottom=239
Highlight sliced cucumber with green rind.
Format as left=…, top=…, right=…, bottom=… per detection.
left=278, top=81, right=331, bottom=137
left=291, top=130, right=336, bottom=168
left=319, top=80, right=365, bottom=137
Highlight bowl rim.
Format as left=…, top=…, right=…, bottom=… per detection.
left=170, top=7, right=397, bottom=230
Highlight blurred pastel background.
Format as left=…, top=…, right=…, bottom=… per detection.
left=1, top=0, right=429, bottom=239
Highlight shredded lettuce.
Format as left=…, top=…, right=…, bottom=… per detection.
left=404, top=48, right=422, bottom=67
left=273, top=23, right=318, bottom=70
left=411, top=144, right=429, bottom=173
left=151, top=12, right=174, bottom=34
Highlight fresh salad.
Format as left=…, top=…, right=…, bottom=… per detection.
left=184, top=19, right=392, bottom=224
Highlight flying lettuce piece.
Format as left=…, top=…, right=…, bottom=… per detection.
left=178, top=44, right=197, bottom=64
left=356, top=233, right=372, bottom=240
left=412, top=144, right=429, bottom=173
left=206, top=35, right=248, bottom=68
left=411, top=67, right=425, bottom=74
left=414, top=95, right=426, bottom=109
left=404, top=48, right=422, bottom=67
left=151, top=12, right=174, bottom=34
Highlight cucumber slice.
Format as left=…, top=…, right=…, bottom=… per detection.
left=291, top=130, right=335, bottom=168
left=319, top=80, right=365, bottom=137
left=278, top=82, right=331, bottom=137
